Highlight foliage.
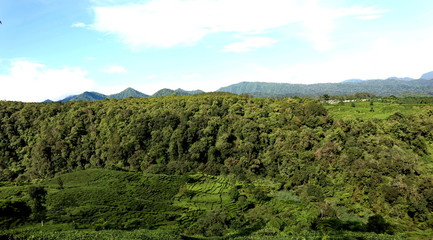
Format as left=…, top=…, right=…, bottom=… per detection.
left=152, top=88, right=204, bottom=97
left=28, top=186, right=47, bottom=224
left=367, top=214, right=392, bottom=234
left=0, top=200, right=31, bottom=229
left=325, top=101, right=432, bottom=120
left=1, top=94, right=433, bottom=238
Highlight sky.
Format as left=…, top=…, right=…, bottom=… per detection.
left=1, top=0, right=433, bottom=102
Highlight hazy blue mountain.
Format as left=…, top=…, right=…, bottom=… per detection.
left=42, top=99, right=54, bottom=103
left=218, top=79, right=433, bottom=97
left=60, top=92, right=106, bottom=102
left=108, top=87, right=149, bottom=99
left=59, top=95, right=77, bottom=102
left=185, top=89, right=205, bottom=95
left=421, top=71, right=433, bottom=80
left=51, top=70, right=433, bottom=102
left=387, top=77, right=414, bottom=81
left=342, top=79, right=364, bottom=83
left=58, top=88, right=151, bottom=102
left=152, top=88, right=204, bottom=97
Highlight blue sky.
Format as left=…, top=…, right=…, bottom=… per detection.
left=1, top=0, right=433, bottom=102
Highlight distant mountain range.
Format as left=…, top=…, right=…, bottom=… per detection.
left=421, top=71, right=433, bottom=80
left=342, top=79, right=364, bottom=83
left=44, top=88, right=203, bottom=102
left=216, top=71, right=433, bottom=97
left=217, top=79, right=433, bottom=97
left=342, top=77, right=415, bottom=83
left=152, top=88, right=204, bottom=97
left=43, top=71, right=433, bottom=102
left=59, top=91, right=108, bottom=102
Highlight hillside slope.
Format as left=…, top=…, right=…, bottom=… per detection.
left=1, top=95, right=433, bottom=238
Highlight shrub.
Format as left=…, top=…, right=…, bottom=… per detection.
left=194, top=208, right=229, bottom=236
left=0, top=200, right=31, bottom=229
left=366, top=214, right=391, bottom=234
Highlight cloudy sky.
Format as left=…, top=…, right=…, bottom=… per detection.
left=1, top=0, right=433, bottom=101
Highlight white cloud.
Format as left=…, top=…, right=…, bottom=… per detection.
left=92, top=26, right=433, bottom=95
left=0, top=61, right=95, bottom=102
left=102, top=65, right=127, bottom=74
left=90, top=0, right=386, bottom=50
left=72, top=22, right=87, bottom=28
left=222, top=37, right=277, bottom=52
left=215, top=27, right=433, bottom=86
left=299, top=3, right=388, bottom=51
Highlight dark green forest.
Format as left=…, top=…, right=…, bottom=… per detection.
left=1, top=93, right=433, bottom=239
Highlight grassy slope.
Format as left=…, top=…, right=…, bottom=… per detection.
left=1, top=169, right=418, bottom=239
left=325, top=102, right=432, bottom=120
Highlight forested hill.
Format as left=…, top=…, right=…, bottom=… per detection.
left=217, top=79, right=433, bottom=97
left=58, top=88, right=148, bottom=102
left=109, top=87, right=149, bottom=99
left=1, top=94, right=433, bottom=237
left=57, top=88, right=203, bottom=102
left=151, top=88, right=204, bottom=97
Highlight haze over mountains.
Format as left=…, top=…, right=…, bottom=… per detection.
left=217, top=78, right=433, bottom=98
left=421, top=71, right=433, bottom=80
left=221, top=72, right=433, bottom=97
left=45, top=88, right=204, bottom=103
left=43, top=71, right=433, bottom=102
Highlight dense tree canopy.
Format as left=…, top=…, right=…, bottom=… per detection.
left=1, top=93, right=433, bottom=237
left=0, top=94, right=333, bottom=180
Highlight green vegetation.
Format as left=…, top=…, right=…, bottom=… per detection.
left=1, top=93, right=433, bottom=239
left=152, top=88, right=204, bottom=97
left=217, top=80, right=433, bottom=97
left=326, top=101, right=432, bottom=120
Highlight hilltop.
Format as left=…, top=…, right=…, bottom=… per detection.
left=151, top=88, right=204, bottom=97
left=56, top=87, right=202, bottom=102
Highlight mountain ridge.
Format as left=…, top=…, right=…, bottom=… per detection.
left=152, top=88, right=204, bottom=97
left=217, top=78, right=433, bottom=97
left=109, top=87, right=149, bottom=99
left=421, top=71, right=433, bottom=80
left=56, top=87, right=203, bottom=102
left=60, top=91, right=106, bottom=102
left=46, top=71, right=433, bottom=102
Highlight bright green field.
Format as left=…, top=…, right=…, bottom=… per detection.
left=325, top=101, right=433, bottom=120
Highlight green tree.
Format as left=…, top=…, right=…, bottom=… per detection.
left=28, top=186, right=47, bottom=226
left=322, top=94, right=330, bottom=101
left=366, top=214, right=390, bottom=234
left=195, top=208, right=229, bottom=236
